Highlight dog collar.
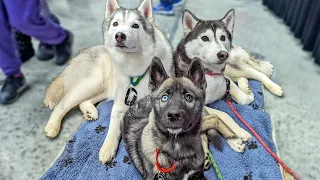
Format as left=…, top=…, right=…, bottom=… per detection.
left=155, top=148, right=177, bottom=173
left=205, top=71, right=218, bottom=77
left=124, top=68, right=149, bottom=106
left=130, top=68, right=149, bottom=86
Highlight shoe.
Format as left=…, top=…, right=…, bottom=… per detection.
left=153, top=4, right=174, bottom=16
left=0, top=74, right=28, bottom=105
left=55, top=30, right=73, bottom=66
left=36, top=43, right=55, bottom=61
left=173, top=0, right=184, bottom=7
left=36, top=13, right=61, bottom=61
left=13, top=30, right=35, bottom=63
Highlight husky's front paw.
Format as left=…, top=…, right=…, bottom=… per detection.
left=43, top=97, right=57, bottom=110
left=80, top=104, right=98, bottom=120
left=268, top=83, right=283, bottom=96
left=226, top=138, right=245, bottom=152
left=44, top=121, right=61, bottom=138
left=99, top=139, right=118, bottom=164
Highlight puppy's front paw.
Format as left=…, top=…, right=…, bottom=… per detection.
left=44, top=121, right=60, bottom=138
left=227, top=138, right=245, bottom=152
left=99, top=138, right=118, bottom=164
left=81, top=104, right=98, bottom=121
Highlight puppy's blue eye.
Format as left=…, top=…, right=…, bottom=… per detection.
left=161, top=94, right=169, bottom=102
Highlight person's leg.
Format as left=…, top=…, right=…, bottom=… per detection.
left=37, top=0, right=61, bottom=61
left=3, top=0, right=66, bottom=44
left=3, top=0, right=73, bottom=65
left=0, top=1, right=28, bottom=104
left=0, top=1, right=22, bottom=76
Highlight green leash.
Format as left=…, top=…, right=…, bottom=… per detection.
left=208, top=152, right=223, bottom=180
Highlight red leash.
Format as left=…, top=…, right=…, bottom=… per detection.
left=224, top=79, right=301, bottom=180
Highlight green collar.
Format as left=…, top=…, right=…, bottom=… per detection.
left=129, top=68, right=149, bottom=87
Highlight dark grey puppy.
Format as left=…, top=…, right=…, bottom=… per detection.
left=122, top=57, right=207, bottom=180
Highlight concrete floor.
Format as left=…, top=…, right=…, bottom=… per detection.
left=0, top=0, right=319, bottom=179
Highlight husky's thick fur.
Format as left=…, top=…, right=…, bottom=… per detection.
left=123, top=58, right=207, bottom=180
left=43, top=0, right=172, bottom=163
left=177, top=9, right=283, bottom=100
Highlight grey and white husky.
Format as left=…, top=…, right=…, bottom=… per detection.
left=43, top=0, right=172, bottom=163
left=176, top=9, right=283, bottom=103
left=123, top=57, right=207, bottom=180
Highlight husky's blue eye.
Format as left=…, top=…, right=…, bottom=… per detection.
left=132, top=24, right=139, bottom=28
left=201, top=36, right=209, bottom=42
left=220, top=35, right=226, bottom=41
left=161, top=94, right=169, bottom=102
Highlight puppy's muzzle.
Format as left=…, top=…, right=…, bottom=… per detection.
left=167, top=110, right=183, bottom=122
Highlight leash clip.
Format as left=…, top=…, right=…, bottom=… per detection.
left=224, top=78, right=231, bottom=102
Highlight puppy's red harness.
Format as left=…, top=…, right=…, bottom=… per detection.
left=224, top=78, right=301, bottom=180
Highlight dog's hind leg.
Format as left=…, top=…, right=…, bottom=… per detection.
left=44, top=90, right=86, bottom=138
left=43, top=73, right=65, bottom=110
left=229, top=78, right=254, bottom=105
left=45, top=76, right=103, bottom=138
left=79, top=92, right=107, bottom=121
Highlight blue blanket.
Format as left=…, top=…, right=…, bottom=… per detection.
left=41, top=80, right=282, bottom=180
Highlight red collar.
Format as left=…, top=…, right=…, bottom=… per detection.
left=155, top=148, right=177, bottom=173
left=205, top=71, right=218, bottom=77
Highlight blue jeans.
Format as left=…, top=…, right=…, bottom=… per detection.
left=0, top=0, right=66, bottom=76
left=160, top=0, right=175, bottom=6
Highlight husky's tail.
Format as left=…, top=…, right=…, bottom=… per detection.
left=230, top=46, right=274, bottom=78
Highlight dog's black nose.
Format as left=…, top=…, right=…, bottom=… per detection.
left=167, top=110, right=182, bottom=122
left=115, top=32, right=126, bottom=42
left=217, top=51, right=229, bottom=61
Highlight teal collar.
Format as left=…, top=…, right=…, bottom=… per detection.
left=130, top=68, right=149, bottom=87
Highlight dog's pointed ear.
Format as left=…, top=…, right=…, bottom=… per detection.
left=221, top=9, right=235, bottom=36
left=138, top=0, right=154, bottom=24
left=149, top=57, right=169, bottom=92
left=105, top=0, right=120, bottom=18
left=182, top=10, right=200, bottom=36
left=186, top=58, right=206, bottom=89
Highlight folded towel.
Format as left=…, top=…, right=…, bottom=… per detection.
left=41, top=80, right=282, bottom=180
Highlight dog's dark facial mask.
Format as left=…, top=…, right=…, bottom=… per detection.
left=149, top=57, right=206, bottom=137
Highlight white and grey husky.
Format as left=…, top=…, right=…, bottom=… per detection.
left=178, top=9, right=283, bottom=100
left=43, top=0, right=172, bottom=163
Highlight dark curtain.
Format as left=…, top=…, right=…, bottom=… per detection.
left=263, top=0, right=320, bottom=65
